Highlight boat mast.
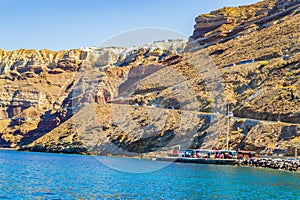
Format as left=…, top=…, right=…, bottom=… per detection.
left=226, top=103, right=229, bottom=151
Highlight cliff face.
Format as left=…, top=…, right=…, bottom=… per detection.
left=0, top=0, right=299, bottom=156
left=0, top=40, right=188, bottom=150
left=197, top=0, right=300, bottom=125
left=0, top=49, right=86, bottom=74
left=0, top=49, right=86, bottom=121
left=190, top=0, right=300, bottom=47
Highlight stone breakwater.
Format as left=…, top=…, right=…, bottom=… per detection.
left=236, top=158, right=300, bottom=172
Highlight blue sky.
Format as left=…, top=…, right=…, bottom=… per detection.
left=0, top=0, right=260, bottom=50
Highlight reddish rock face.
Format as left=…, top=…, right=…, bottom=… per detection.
left=95, top=89, right=112, bottom=103
left=57, top=59, right=82, bottom=72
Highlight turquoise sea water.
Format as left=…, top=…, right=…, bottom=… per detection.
left=0, top=150, right=299, bottom=199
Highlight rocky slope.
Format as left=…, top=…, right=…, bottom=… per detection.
left=190, top=0, right=300, bottom=46
left=0, top=0, right=299, bottom=157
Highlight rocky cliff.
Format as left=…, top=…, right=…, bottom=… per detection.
left=0, top=0, right=299, bottom=157
left=190, top=0, right=300, bottom=47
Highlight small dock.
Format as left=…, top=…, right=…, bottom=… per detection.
left=155, top=157, right=236, bottom=165
left=0, top=148, right=18, bottom=151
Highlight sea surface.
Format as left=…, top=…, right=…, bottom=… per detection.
left=0, top=150, right=299, bottom=199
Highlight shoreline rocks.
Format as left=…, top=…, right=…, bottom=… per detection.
left=235, top=157, right=300, bottom=172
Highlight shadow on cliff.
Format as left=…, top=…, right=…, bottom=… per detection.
left=0, top=137, right=10, bottom=148
left=18, top=110, right=57, bottom=146
left=18, top=108, right=74, bottom=146
left=118, top=64, right=164, bottom=95
left=6, top=91, right=31, bottom=119
left=110, top=129, right=176, bottom=154
left=18, top=79, right=91, bottom=146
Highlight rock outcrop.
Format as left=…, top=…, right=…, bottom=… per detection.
left=236, top=157, right=300, bottom=171
left=190, top=0, right=300, bottom=47
left=0, top=49, right=86, bottom=74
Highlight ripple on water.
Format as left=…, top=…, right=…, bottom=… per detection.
left=0, top=150, right=299, bottom=199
